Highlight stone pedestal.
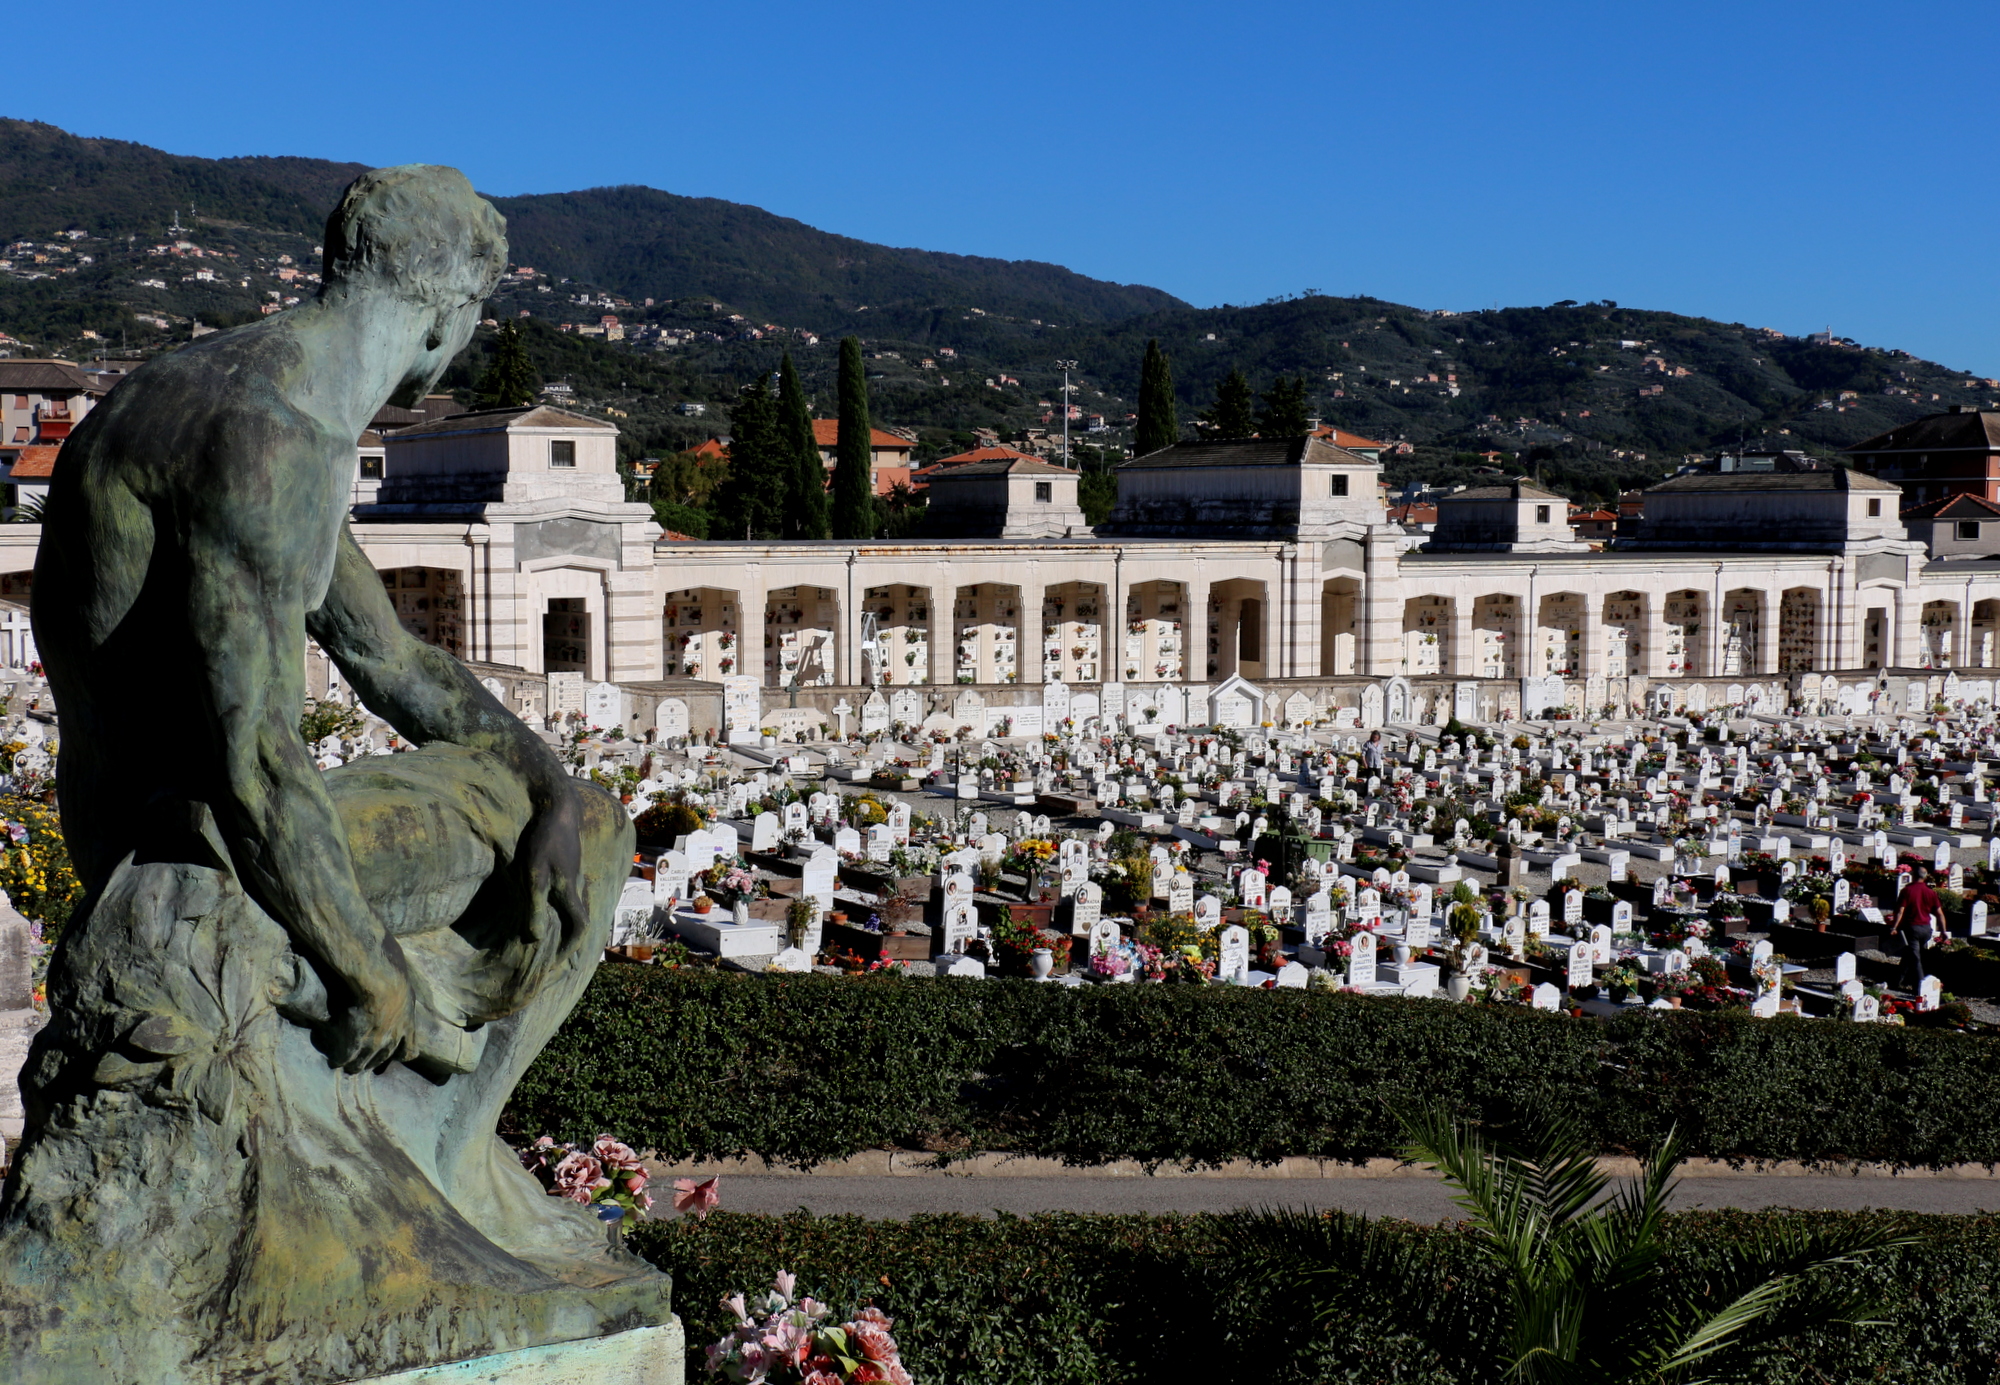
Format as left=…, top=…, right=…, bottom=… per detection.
left=343, top=1321, right=685, bottom=1383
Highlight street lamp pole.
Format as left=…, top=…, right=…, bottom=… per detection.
left=1055, top=359, right=1078, bottom=468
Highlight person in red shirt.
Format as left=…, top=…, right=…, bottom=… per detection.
left=1892, top=865, right=1941, bottom=992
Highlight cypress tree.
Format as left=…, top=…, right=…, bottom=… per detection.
left=475, top=320, right=538, bottom=407
left=1134, top=339, right=1179, bottom=455
left=713, top=374, right=784, bottom=540
left=1204, top=367, right=1256, bottom=438
left=777, top=352, right=830, bottom=540
left=1256, top=376, right=1312, bottom=437
left=831, top=336, right=876, bottom=540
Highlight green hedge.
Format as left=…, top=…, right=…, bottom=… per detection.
left=506, top=970, right=2000, bottom=1169
left=630, top=1210, right=2000, bottom=1385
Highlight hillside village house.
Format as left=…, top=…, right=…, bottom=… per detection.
left=1847, top=406, right=2000, bottom=506
left=0, top=360, right=102, bottom=513
left=1, top=401, right=1998, bottom=732
left=811, top=418, right=916, bottom=494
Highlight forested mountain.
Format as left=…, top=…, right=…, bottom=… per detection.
left=2, top=116, right=1994, bottom=505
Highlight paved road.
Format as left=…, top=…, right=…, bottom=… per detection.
left=712, top=1175, right=2000, bottom=1222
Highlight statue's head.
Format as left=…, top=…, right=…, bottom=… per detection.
left=321, top=165, right=507, bottom=402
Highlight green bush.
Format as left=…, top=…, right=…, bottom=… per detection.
left=629, top=1209, right=2000, bottom=1385
left=506, top=970, right=2000, bottom=1169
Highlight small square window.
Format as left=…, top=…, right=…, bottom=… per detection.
left=1330, top=473, right=1349, bottom=497
left=1535, top=504, right=1551, bottom=523
left=1033, top=481, right=1052, bottom=503
left=1866, top=498, right=1881, bottom=517
left=1958, top=520, right=1981, bottom=541
left=550, top=439, right=576, bottom=468
left=359, top=456, right=383, bottom=480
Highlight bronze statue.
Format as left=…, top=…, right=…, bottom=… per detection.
left=0, top=166, right=673, bottom=1382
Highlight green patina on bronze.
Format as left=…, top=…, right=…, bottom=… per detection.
left=0, top=166, right=670, bottom=1383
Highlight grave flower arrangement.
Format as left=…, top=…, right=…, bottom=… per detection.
left=702, top=863, right=761, bottom=907
left=704, top=1272, right=913, bottom=1385
left=518, top=1134, right=653, bottom=1220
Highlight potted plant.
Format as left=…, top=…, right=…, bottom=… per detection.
left=1442, top=900, right=1482, bottom=1002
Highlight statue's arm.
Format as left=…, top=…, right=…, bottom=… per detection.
left=307, top=528, right=590, bottom=953
left=186, top=534, right=417, bottom=1073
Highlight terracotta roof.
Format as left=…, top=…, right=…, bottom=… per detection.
left=1901, top=493, right=2000, bottom=521
left=357, top=430, right=384, bottom=447
left=929, top=444, right=1040, bottom=468
left=1120, top=435, right=1375, bottom=470
left=925, top=457, right=1074, bottom=478
left=811, top=419, right=912, bottom=451
left=1389, top=502, right=1438, bottom=524
left=385, top=404, right=616, bottom=438
left=1310, top=424, right=1390, bottom=451
left=1569, top=509, right=1617, bottom=521
left=9, top=444, right=60, bottom=479
left=690, top=439, right=729, bottom=461
left=1846, top=409, right=2000, bottom=456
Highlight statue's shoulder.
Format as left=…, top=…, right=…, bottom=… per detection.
left=93, top=329, right=336, bottom=459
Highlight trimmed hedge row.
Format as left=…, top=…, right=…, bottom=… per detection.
left=630, top=1210, right=2000, bottom=1385
left=506, top=969, right=2000, bottom=1168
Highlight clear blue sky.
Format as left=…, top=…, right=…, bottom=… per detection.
left=20, top=0, right=2000, bottom=373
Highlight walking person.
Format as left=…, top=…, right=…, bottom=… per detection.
left=1891, top=864, right=1941, bottom=993
left=1363, top=730, right=1386, bottom=775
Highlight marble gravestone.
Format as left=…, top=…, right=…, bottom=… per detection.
left=0, top=167, right=678, bottom=1382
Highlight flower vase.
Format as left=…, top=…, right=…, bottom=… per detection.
left=1031, top=947, right=1054, bottom=980
left=1393, top=943, right=1413, bottom=965
left=1447, top=973, right=1472, bottom=1002
left=596, top=1202, right=624, bottom=1250
left=732, top=898, right=750, bottom=926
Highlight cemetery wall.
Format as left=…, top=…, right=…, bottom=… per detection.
left=634, top=1209, right=2000, bottom=1385
left=609, top=669, right=1982, bottom=742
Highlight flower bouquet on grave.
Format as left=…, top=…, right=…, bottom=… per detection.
left=703, top=863, right=759, bottom=907
left=705, top=1273, right=914, bottom=1385
left=518, top=1134, right=654, bottom=1242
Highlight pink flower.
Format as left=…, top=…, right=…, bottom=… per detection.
left=723, top=1292, right=749, bottom=1324
left=773, top=1269, right=797, bottom=1301
left=673, top=1176, right=720, bottom=1219
left=850, top=1320, right=899, bottom=1364
left=592, top=1135, right=642, bottom=1170
left=551, top=1152, right=607, bottom=1204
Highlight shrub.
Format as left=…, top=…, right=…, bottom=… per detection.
left=635, top=801, right=703, bottom=842
left=507, top=970, right=2000, bottom=1170
left=629, top=1209, right=2000, bottom=1385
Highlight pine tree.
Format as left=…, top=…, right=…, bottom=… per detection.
left=1204, top=367, right=1256, bottom=438
left=475, top=321, right=538, bottom=407
left=831, top=336, right=877, bottom=540
left=1134, top=339, right=1179, bottom=455
left=712, top=374, right=784, bottom=540
left=1257, top=376, right=1312, bottom=437
left=777, top=352, right=829, bottom=540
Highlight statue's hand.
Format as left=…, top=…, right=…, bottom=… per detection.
left=518, top=783, right=590, bottom=953
left=328, top=941, right=420, bottom=1074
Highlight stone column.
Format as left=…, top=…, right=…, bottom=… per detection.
left=1447, top=598, right=1475, bottom=678
left=1955, top=597, right=1973, bottom=669
left=1185, top=571, right=1211, bottom=683
left=1893, top=588, right=1922, bottom=670
left=1640, top=595, right=1668, bottom=678
left=742, top=578, right=768, bottom=687
left=1359, top=531, right=1403, bottom=676
left=1757, top=591, right=1781, bottom=675
left=1018, top=582, right=1045, bottom=686
left=1576, top=600, right=1602, bottom=678
left=929, top=575, right=955, bottom=687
